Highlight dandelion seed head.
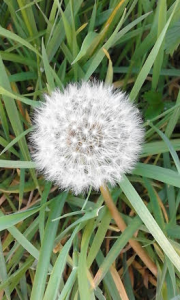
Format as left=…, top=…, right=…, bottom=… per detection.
left=31, top=81, right=144, bottom=194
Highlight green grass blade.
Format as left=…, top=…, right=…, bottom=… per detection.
left=78, top=220, right=95, bottom=300
left=0, top=87, right=40, bottom=106
left=9, top=71, right=37, bottom=82
left=94, top=216, right=141, bottom=287
left=41, top=39, right=55, bottom=92
left=45, top=0, right=58, bottom=43
left=0, top=160, right=36, bottom=168
left=0, top=100, right=9, bottom=140
left=114, top=11, right=152, bottom=45
left=0, top=206, right=41, bottom=231
left=165, top=256, right=177, bottom=296
left=130, top=0, right=179, bottom=101
left=58, top=268, right=77, bottom=300
left=46, top=0, right=83, bottom=62
left=16, top=0, right=38, bottom=37
left=143, top=178, right=165, bottom=231
left=30, top=192, right=67, bottom=300
left=0, top=26, right=40, bottom=56
left=150, top=123, right=180, bottom=174
left=142, top=139, right=180, bottom=157
left=0, top=55, right=39, bottom=191
left=84, top=9, right=126, bottom=81
left=0, top=127, right=34, bottom=156
left=54, top=207, right=103, bottom=244
left=43, top=225, right=80, bottom=300
left=5, top=217, right=39, bottom=262
left=152, top=0, right=167, bottom=89
left=0, top=179, right=44, bottom=194
left=72, top=32, right=98, bottom=64
left=19, top=265, right=28, bottom=300
left=5, top=225, right=39, bottom=260
left=163, top=152, right=176, bottom=222
left=58, top=3, right=72, bottom=49
left=122, top=254, right=135, bottom=300
left=87, top=207, right=111, bottom=268
left=39, top=182, right=52, bottom=243
left=165, top=90, right=180, bottom=138
left=120, top=175, right=180, bottom=272
left=0, top=256, right=34, bottom=292
left=0, top=238, right=10, bottom=300
left=0, top=51, right=37, bottom=67
left=19, top=167, right=25, bottom=208
left=88, top=2, right=97, bottom=33
left=134, top=163, right=180, bottom=188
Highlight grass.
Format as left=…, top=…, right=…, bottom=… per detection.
left=0, top=0, right=180, bottom=299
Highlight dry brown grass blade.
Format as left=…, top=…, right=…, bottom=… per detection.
left=110, top=265, right=129, bottom=300
left=100, top=185, right=158, bottom=277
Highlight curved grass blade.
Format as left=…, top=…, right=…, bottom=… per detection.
left=0, top=87, right=40, bottom=107
left=0, top=26, right=40, bottom=56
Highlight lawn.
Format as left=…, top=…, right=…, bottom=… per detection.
left=0, top=0, right=180, bottom=299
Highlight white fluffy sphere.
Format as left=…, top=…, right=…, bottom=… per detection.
left=31, top=81, right=144, bottom=194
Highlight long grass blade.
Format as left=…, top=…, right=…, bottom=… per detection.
left=120, top=175, right=180, bottom=272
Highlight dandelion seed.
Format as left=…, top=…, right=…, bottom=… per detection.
left=31, top=81, right=144, bottom=194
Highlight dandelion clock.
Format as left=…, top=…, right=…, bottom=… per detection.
left=31, top=81, right=144, bottom=194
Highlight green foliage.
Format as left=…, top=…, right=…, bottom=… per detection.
left=165, top=20, right=180, bottom=56
left=0, top=0, right=180, bottom=299
left=144, top=90, right=164, bottom=120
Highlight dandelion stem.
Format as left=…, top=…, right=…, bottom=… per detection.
left=100, top=184, right=157, bottom=277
